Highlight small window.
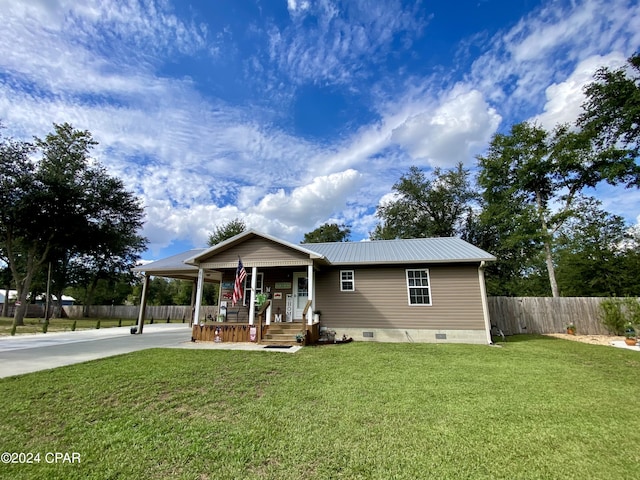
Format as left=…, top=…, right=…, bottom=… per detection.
left=340, top=270, right=355, bottom=291
left=244, top=272, right=264, bottom=306
left=406, top=269, right=431, bottom=305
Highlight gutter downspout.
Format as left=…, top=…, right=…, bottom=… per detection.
left=478, top=261, right=493, bottom=345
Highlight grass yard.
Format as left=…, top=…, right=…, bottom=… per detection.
left=0, top=316, right=183, bottom=336
left=1, top=336, right=639, bottom=479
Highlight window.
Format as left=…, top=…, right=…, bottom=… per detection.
left=243, top=273, right=264, bottom=306
left=406, top=269, right=431, bottom=305
left=340, top=270, right=355, bottom=291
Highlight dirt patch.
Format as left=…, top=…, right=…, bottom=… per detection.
left=544, top=333, right=625, bottom=346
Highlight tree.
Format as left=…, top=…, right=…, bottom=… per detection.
left=578, top=53, right=640, bottom=167
left=65, top=171, right=146, bottom=314
left=0, top=123, right=146, bottom=325
left=371, top=163, right=478, bottom=240
left=554, top=198, right=633, bottom=296
left=477, top=121, right=640, bottom=297
left=0, top=264, right=12, bottom=317
left=0, top=130, right=39, bottom=325
left=207, top=218, right=246, bottom=246
left=302, top=223, right=351, bottom=243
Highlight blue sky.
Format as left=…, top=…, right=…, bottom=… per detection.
left=1, top=0, right=639, bottom=261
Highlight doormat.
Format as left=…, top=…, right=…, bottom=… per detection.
left=263, top=345, right=293, bottom=349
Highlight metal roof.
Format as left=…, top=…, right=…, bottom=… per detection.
left=185, top=229, right=325, bottom=264
left=134, top=235, right=495, bottom=277
left=132, top=248, right=205, bottom=275
left=302, top=237, right=496, bottom=264
left=132, top=248, right=206, bottom=280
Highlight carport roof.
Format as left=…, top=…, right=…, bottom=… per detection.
left=132, top=248, right=205, bottom=280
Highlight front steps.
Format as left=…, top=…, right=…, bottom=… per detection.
left=262, top=322, right=305, bottom=346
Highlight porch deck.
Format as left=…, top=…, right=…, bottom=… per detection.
left=191, top=321, right=319, bottom=346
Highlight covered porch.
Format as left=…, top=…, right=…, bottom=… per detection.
left=133, top=232, right=326, bottom=345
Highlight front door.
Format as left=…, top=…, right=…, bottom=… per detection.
left=292, top=272, right=308, bottom=320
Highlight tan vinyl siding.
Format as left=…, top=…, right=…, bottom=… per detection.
left=315, top=264, right=485, bottom=330
left=208, top=237, right=311, bottom=265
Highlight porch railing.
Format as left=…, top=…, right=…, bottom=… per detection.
left=301, top=299, right=313, bottom=323
left=191, top=323, right=268, bottom=342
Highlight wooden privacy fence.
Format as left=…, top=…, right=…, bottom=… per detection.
left=488, top=297, right=638, bottom=335
left=60, top=297, right=636, bottom=336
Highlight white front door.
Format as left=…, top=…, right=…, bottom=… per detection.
left=292, top=272, right=308, bottom=320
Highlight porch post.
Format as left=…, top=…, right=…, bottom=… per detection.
left=189, top=279, right=197, bottom=326
left=136, top=274, right=150, bottom=334
left=265, top=302, right=272, bottom=325
left=248, top=266, right=257, bottom=325
left=307, top=264, right=314, bottom=325
left=217, top=278, right=224, bottom=321
left=478, top=261, right=493, bottom=345
left=193, top=267, right=205, bottom=325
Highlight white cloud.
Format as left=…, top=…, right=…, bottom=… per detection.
left=2, top=0, right=640, bottom=255
left=141, top=169, right=364, bottom=253
left=251, top=169, right=363, bottom=225
left=390, top=86, right=501, bottom=167
left=470, top=0, right=640, bottom=117
left=532, top=52, right=628, bottom=129
left=287, top=0, right=310, bottom=15
left=270, top=0, right=426, bottom=86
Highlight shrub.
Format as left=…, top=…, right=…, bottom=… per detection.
left=71, top=320, right=76, bottom=331
left=624, top=298, right=640, bottom=326
left=600, top=298, right=626, bottom=335
left=96, top=320, right=101, bottom=329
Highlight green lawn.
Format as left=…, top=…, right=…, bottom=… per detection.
left=0, top=317, right=183, bottom=336
left=1, top=336, right=639, bottom=479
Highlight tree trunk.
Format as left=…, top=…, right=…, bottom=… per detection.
left=52, top=289, right=64, bottom=318
left=1, top=284, right=9, bottom=317
left=13, top=289, right=29, bottom=326
left=536, top=191, right=560, bottom=298
left=543, top=238, right=560, bottom=297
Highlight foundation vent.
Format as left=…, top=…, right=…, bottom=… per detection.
left=363, top=332, right=374, bottom=338
left=435, top=333, right=447, bottom=340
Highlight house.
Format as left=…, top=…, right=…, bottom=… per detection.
left=134, top=230, right=496, bottom=344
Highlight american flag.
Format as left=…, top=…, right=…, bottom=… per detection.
left=232, top=258, right=247, bottom=306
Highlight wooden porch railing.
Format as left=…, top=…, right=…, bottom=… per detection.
left=191, top=300, right=273, bottom=343
left=301, top=299, right=313, bottom=324
left=256, top=300, right=271, bottom=343
left=191, top=323, right=268, bottom=342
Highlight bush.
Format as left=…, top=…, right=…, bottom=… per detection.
left=624, top=298, right=640, bottom=326
left=71, top=320, right=76, bottom=331
left=600, top=298, right=626, bottom=335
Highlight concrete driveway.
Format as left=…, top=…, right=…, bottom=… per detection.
left=0, top=323, right=300, bottom=379
left=0, top=323, right=194, bottom=378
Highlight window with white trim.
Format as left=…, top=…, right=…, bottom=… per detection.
left=406, top=269, right=431, bottom=305
left=243, top=273, right=264, bottom=306
left=340, top=270, right=355, bottom=291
